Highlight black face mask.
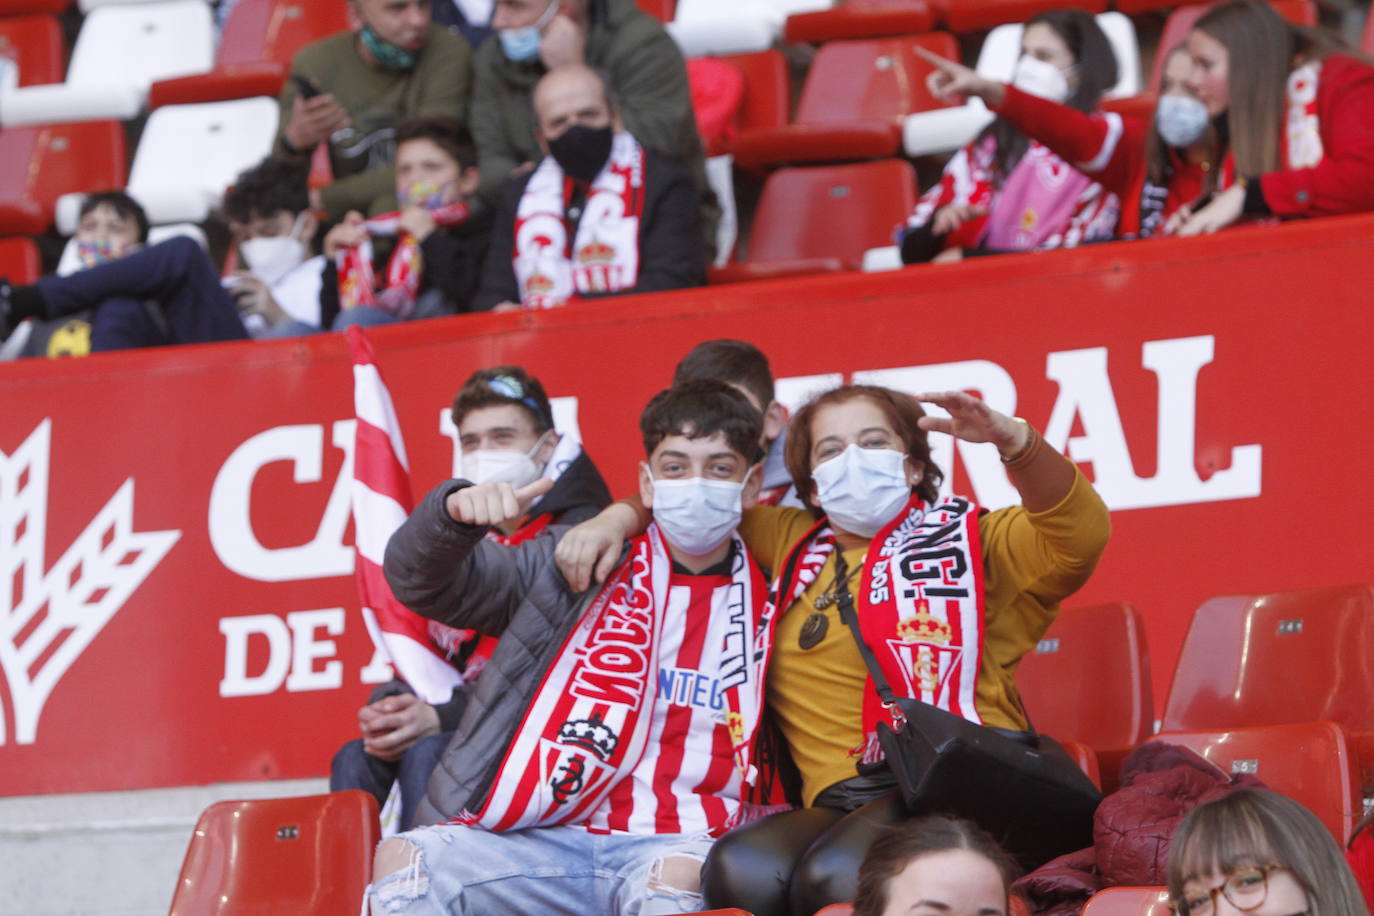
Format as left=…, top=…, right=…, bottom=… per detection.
left=548, top=124, right=613, bottom=182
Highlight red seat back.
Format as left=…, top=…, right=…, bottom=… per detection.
left=794, top=33, right=961, bottom=128
left=1056, top=738, right=1103, bottom=790
left=168, top=790, right=380, bottom=915
left=0, top=237, right=41, bottom=283
left=634, top=0, right=676, bottom=21
left=1162, top=585, right=1374, bottom=734
left=0, top=121, right=128, bottom=236
left=1017, top=602, right=1153, bottom=751
left=942, top=0, right=1107, bottom=33
left=785, top=0, right=938, bottom=45
left=1081, top=887, right=1172, bottom=915
left=217, top=0, right=353, bottom=68
left=745, top=159, right=918, bottom=269
left=0, top=13, right=63, bottom=86
left=1149, top=721, right=1360, bottom=842
left=717, top=49, right=790, bottom=136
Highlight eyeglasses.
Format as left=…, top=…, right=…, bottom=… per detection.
left=1174, top=865, right=1293, bottom=914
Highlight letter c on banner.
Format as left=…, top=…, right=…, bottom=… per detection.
left=208, top=422, right=356, bottom=582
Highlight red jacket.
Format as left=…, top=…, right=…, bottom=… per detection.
left=992, top=53, right=1374, bottom=236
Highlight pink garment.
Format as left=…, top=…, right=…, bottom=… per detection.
left=980, top=143, right=1114, bottom=250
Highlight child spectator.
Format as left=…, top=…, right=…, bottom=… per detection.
left=474, top=65, right=704, bottom=311
left=899, top=9, right=1121, bottom=263
left=370, top=379, right=774, bottom=912
left=331, top=365, right=611, bottom=831
left=853, top=816, right=1022, bottom=916
left=321, top=116, right=493, bottom=328
left=272, top=0, right=472, bottom=219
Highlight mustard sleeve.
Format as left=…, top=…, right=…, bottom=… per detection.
left=738, top=505, right=817, bottom=577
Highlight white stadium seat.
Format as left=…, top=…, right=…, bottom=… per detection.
left=0, top=1, right=214, bottom=127
left=667, top=0, right=832, bottom=57
left=903, top=11, right=1140, bottom=157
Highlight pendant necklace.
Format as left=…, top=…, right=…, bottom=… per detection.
left=798, top=550, right=863, bottom=650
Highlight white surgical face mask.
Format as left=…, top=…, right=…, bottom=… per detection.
left=1155, top=93, right=1210, bottom=148
left=498, top=0, right=559, bottom=62
left=240, top=213, right=307, bottom=287
left=811, top=444, right=913, bottom=538
left=461, top=432, right=548, bottom=488
left=1011, top=54, right=1073, bottom=104
left=647, top=470, right=745, bottom=558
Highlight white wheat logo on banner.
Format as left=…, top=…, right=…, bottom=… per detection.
left=0, top=420, right=181, bottom=746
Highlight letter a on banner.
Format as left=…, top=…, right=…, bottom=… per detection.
left=347, top=327, right=465, bottom=704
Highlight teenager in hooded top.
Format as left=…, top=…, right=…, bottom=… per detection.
left=898, top=8, right=1122, bottom=264
left=331, top=365, right=610, bottom=832
left=371, top=379, right=780, bottom=914
left=555, top=386, right=1111, bottom=915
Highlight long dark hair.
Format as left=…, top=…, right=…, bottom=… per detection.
left=853, top=815, right=1022, bottom=916
left=983, top=8, right=1119, bottom=179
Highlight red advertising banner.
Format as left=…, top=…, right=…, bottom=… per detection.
left=2, top=215, right=1371, bottom=796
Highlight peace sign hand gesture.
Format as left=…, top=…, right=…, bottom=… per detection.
left=915, top=46, right=1006, bottom=109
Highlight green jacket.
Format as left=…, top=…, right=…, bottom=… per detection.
left=469, top=0, right=704, bottom=205
left=274, top=25, right=472, bottom=218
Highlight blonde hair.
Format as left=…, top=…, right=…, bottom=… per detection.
left=1166, top=789, right=1369, bottom=916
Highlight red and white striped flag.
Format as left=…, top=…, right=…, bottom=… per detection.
left=347, top=325, right=464, bottom=704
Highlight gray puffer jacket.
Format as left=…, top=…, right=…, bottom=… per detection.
left=383, top=479, right=625, bottom=826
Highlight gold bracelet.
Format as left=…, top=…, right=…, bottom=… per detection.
left=999, top=417, right=1035, bottom=464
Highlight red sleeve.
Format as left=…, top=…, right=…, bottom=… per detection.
left=993, top=86, right=1148, bottom=196
left=1261, top=56, right=1374, bottom=217
left=1347, top=827, right=1374, bottom=914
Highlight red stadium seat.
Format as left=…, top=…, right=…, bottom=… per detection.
left=703, top=49, right=789, bottom=157
left=815, top=905, right=855, bottom=915
left=712, top=159, right=917, bottom=282
left=1149, top=721, right=1361, bottom=843
left=732, top=33, right=959, bottom=167
left=0, top=13, right=64, bottom=86
left=148, top=0, right=352, bottom=108
left=1017, top=602, right=1153, bottom=790
left=784, top=0, right=938, bottom=45
left=634, top=0, right=676, bottom=21
left=1057, top=738, right=1103, bottom=790
left=1162, top=584, right=1374, bottom=788
left=942, top=0, right=1107, bottom=33
left=1146, top=1, right=1317, bottom=91
left=1081, top=887, right=1172, bottom=915
left=1365, top=6, right=1374, bottom=55
left=0, top=121, right=127, bottom=235
left=0, top=237, right=41, bottom=283
left=168, top=790, right=379, bottom=915
left=0, top=0, right=67, bottom=13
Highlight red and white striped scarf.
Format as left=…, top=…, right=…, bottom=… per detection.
left=347, top=325, right=465, bottom=703
left=460, top=524, right=775, bottom=835
left=512, top=132, right=646, bottom=310
left=773, top=495, right=985, bottom=764
left=335, top=201, right=471, bottom=318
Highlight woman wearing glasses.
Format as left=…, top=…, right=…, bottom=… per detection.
left=1167, top=788, right=1369, bottom=915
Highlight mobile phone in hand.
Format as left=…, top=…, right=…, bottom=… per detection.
left=290, top=74, right=322, bottom=99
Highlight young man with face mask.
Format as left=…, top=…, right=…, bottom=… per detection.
left=321, top=116, right=494, bottom=327
left=272, top=0, right=471, bottom=220
left=370, top=379, right=777, bottom=914
left=473, top=64, right=704, bottom=311
left=331, top=364, right=611, bottom=832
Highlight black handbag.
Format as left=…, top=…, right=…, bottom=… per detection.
left=831, top=552, right=1102, bottom=872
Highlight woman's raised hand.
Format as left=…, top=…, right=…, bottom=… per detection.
left=914, top=391, right=1029, bottom=457
left=916, top=46, right=1005, bottom=108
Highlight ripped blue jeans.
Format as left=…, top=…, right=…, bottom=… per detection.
left=369, top=823, right=713, bottom=915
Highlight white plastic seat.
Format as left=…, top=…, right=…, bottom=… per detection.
left=0, top=1, right=214, bottom=127
left=79, top=0, right=209, bottom=10
left=903, top=11, right=1140, bottom=157
left=54, top=96, right=278, bottom=229
left=861, top=245, right=903, bottom=271
left=668, top=0, right=832, bottom=56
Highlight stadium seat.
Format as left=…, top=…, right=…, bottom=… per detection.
left=902, top=11, right=1138, bottom=156
left=942, top=0, right=1107, bottom=33
left=0, top=0, right=68, bottom=12
left=0, top=0, right=214, bottom=126
left=167, top=790, right=379, bottom=915
left=0, top=120, right=127, bottom=235
left=1161, top=584, right=1374, bottom=788
left=0, top=13, right=64, bottom=86
left=1057, top=738, right=1103, bottom=790
left=1149, top=721, right=1361, bottom=843
left=784, top=0, right=937, bottom=45
left=668, top=0, right=833, bottom=57
left=1365, top=5, right=1374, bottom=55
left=1017, top=602, right=1153, bottom=790
left=1080, top=887, right=1172, bottom=915
left=0, top=236, right=41, bottom=283
left=1146, top=1, right=1316, bottom=90
left=815, top=906, right=854, bottom=915
left=635, top=0, right=677, bottom=20
left=711, top=158, right=917, bottom=281
left=707, top=49, right=789, bottom=157
left=149, top=0, right=352, bottom=108
left=732, top=32, right=959, bottom=167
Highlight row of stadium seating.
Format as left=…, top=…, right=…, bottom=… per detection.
left=164, top=582, right=1374, bottom=913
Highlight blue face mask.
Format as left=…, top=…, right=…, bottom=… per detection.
left=1155, top=93, right=1210, bottom=148
left=360, top=24, right=419, bottom=72
left=498, top=0, right=559, bottom=62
